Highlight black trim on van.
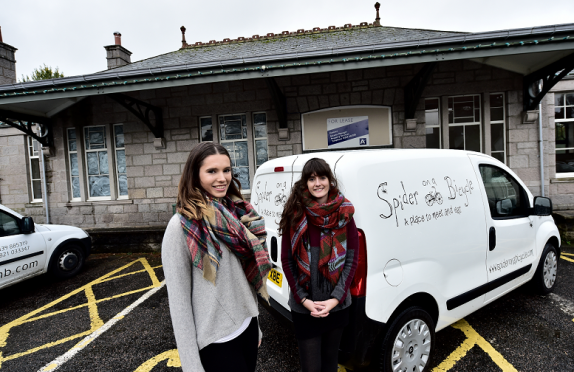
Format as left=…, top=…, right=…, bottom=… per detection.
left=446, top=264, right=532, bottom=310
left=0, top=251, right=44, bottom=267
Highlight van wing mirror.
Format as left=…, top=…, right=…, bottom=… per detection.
left=533, top=196, right=552, bottom=216
left=495, top=198, right=513, bottom=215
left=20, top=217, right=35, bottom=234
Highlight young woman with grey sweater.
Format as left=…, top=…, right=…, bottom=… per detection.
left=162, top=142, right=271, bottom=372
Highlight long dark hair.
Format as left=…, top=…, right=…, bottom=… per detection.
left=278, top=158, right=338, bottom=235
left=177, top=142, right=243, bottom=220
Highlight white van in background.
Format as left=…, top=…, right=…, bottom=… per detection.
left=251, top=149, right=560, bottom=372
left=0, top=204, right=91, bottom=290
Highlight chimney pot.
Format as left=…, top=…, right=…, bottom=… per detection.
left=0, top=26, right=3, bottom=43
left=114, top=32, right=122, bottom=45
left=180, top=26, right=187, bottom=47
left=266, top=33, right=274, bottom=37
left=374, top=2, right=381, bottom=26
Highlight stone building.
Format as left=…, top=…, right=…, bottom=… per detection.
left=1, top=8, right=574, bottom=239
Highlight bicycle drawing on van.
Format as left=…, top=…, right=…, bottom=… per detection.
left=275, top=193, right=287, bottom=206
left=425, top=186, right=443, bottom=206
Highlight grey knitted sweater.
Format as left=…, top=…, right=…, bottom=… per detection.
left=162, top=214, right=261, bottom=372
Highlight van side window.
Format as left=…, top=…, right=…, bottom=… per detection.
left=478, top=165, right=529, bottom=219
left=0, top=211, right=21, bottom=237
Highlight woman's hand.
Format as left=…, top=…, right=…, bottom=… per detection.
left=302, top=298, right=325, bottom=317
left=312, top=298, right=339, bottom=318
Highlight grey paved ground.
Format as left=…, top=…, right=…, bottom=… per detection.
left=0, top=248, right=572, bottom=372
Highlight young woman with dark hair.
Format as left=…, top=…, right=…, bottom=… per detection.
left=279, top=158, right=360, bottom=372
left=162, top=142, right=271, bottom=372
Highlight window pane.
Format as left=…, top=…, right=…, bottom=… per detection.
left=566, top=93, right=574, bottom=106
left=242, top=127, right=247, bottom=139
left=255, top=140, right=268, bottom=166
left=235, top=141, right=249, bottom=167
left=72, top=176, right=80, bottom=198
left=118, top=174, right=128, bottom=196
left=254, top=124, right=267, bottom=138
left=425, top=110, right=439, bottom=127
left=465, top=125, right=481, bottom=152
left=567, top=107, right=574, bottom=119
left=32, top=180, right=42, bottom=200
left=222, top=142, right=235, bottom=166
left=89, top=176, right=111, bottom=197
left=253, top=113, right=266, bottom=125
left=492, top=152, right=505, bottom=163
left=31, top=158, right=40, bottom=179
left=225, top=120, right=242, bottom=135
left=426, top=127, right=440, bottom=149
left=87, top=152, right=99, bottom=175
left=453, top=102, right=474, bottom=122
left=491, top=123, right=504, bottom=152
left=557, top=149, right=574, bottom=173
left=68, top=129, right=77, bottom=151
left=490, top=94, right=503, bottom=108
left=85, top=127, right=106, bottom=150
left=491, top=107, right=504, bottom=122
left=474, top=108, right=480, bottom=122
left=0, top=212, right=21, bottom=237
left=201, top=117, right=213, bottom=141
left=241, top=115, right=247, bottom=126
left=555, top=107, right=565, bottom=119
left=69, top=139, right=77, bottom=152
left=116, top=150, right=126, bottom=173
left=114, top=125, right=124, bottom=148
left=98, top=151, right=109, bottom=174
left=70, top=153, right=79, bottom=176
left=425, top=98, right=439, bottom=111
left=479, top=165, right=524, bottom=218
left=556, top=122, right=574, bottom=147
left=449, top=126, right=464, bottom=150
left=555, top=93, right=564, bottom=106
left=68, top=129, right=76, bottom=140
left=234, top=167, right=250, bottom=189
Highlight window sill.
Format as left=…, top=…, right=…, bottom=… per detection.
left=550, top=178, right=574, bottom=183
left=65, top=200, right=133, bottom=207
left=25, top=203, right=44, bottom=208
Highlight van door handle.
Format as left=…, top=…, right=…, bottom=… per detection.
left=489, top=227, right=496, bottom=251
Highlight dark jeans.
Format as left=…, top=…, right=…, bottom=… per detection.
left=297, top=326, right=345, bottom=372
left=199, top=317, right=258, bottom=372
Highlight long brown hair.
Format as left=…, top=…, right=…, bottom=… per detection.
left=278, top=158, right=338, bottom=235
left=177, top=142, right=243, bottom=220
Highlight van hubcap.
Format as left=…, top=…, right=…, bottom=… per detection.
left=543, top=251, right=557, bottom=288
left=59, top=251, right=78, bottom=271
left=391, top=319, right=431, bottom=372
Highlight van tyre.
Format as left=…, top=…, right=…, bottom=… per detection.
left=378, top=306, right=434, bottom=372
left=531, top=243, right=558, bottom=295
left=49, top=243, right=86, bottom=279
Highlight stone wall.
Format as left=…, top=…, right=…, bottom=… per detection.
left=0, top=60, right=557, bottom=229
left=0, top=42, right=17, bottom=85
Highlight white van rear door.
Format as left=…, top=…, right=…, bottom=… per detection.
left=468, top=154, right=537, bottom=303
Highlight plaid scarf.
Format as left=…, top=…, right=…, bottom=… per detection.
left=290, top=189, right=355, bottom=289
left=180, top=195, right=271, bottom=301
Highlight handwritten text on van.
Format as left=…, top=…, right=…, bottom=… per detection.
left=377, top=177, right=474, bottom=227
left=252, top=181, right=288, bottom=225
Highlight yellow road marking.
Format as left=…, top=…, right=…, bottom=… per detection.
left=562, top=252, right=574, bottom=256
left=133, top=349, right=181, bottom=372
left=432, top=319, right=517, bottom=372
left=561, top=255, right=574, bottom=263
left=0, top=258, right=162, bottom=367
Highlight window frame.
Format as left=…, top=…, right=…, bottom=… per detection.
left=554, top=91, right=574, bottom=178
left=478, top=164, right=530, bottom=220
left=67, top=128, right=81, bottom=201
left=448, top=94, right=482, bottom=152
left=113, top=124, right=128, bottom=200
left=27, top=137, right=43, bottom=203
left=425, top=97, right=441, bottom=149
left=489, top=92, right=507, bottom=164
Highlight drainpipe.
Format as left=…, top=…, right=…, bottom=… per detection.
left=40, top=143, right=50, bottom=224
left=538, top=81, right=545, bottom=197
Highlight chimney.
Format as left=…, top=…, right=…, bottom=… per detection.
left=104, top=31, right=132, bottom=69
left=374, top=2, right=381, bottom=27
left=180, top=26, right=188, bottom=48
left=0, top=26, right=18, bottom=85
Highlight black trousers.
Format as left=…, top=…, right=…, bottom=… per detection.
left=199, top=317, right=259, bottom=372
left=296, top=325, right=345, bottom=372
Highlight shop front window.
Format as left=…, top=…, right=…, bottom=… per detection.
left=448, top=95, right=481, bottom=152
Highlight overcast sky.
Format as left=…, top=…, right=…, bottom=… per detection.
left=2, top=0, right=574, bottom=80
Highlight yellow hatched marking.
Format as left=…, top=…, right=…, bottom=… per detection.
left=432, top=319, right=517, bottom=372
left=133, top=349, right=181, bottom=372
left=0, top=258, right=162, bottom=367
left=561, top=255, right=574, bottom=263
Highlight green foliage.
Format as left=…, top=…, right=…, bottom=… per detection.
left=21, top=64, right=64, bottom=82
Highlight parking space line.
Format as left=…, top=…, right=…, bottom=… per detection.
left=432, top=319, right=517, bottom=372
left=38, top=281, right=166, bottom=372
left=0, top=258, right=162, bottom=369
left=133, top=349, right=181, bottom=372
left=561, top=253, right=574, bottom=263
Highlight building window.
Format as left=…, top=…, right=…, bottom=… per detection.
left=253, top=113, right=268, bottom=168
left=425, top=98, right=441, bottom=149
left=220, top=114, right=251, bottom=190
left=448, top=95, right=481, bottom=152
left=67, top=129, right=81, bottom=200
left=490, top=93, right=506, bottom=164
left=27, top=137, right=42, bottom=202
left=200, top=117, right=214, bottom=142
left=555, top=92, right=574, bottom=176
left=114, top=124, right=128, bottom=198
left=84, top=126, right=111, bottom=199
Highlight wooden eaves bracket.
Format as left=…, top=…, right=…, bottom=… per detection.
left=265, top=77, right=289, bottom=140
left=109, top=93, right=164, bottom=139
left=0, top=109, right=53, bottom=147
left=524, top=52, right=574, bottom=111
left=404, top=62, right=437, bottom=120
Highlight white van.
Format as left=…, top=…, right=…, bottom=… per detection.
left=0, top=204, right=91, bottom=290
left=251, top=149, right=560, bottom=372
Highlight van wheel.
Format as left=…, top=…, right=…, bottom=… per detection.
left=49, top=244, right=85, bottom=279
left=378, top=306, right=435, bottom=372
left=531, top=243, right=558, bottom=294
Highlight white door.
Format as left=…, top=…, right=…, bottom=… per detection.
left=470, top=158, right=537, bottom=303
left=0, top=211, right=47, bottom=288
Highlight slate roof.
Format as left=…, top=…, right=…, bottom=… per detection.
left=109, top=26, right=465, bottom=73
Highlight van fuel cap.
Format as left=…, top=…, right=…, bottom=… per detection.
left=383, top=259, right=403, bottom=287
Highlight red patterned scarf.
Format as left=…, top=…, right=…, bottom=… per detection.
left=289, top=189, right=355, bottom=288
left=180, top=195, right=271, bottom=301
